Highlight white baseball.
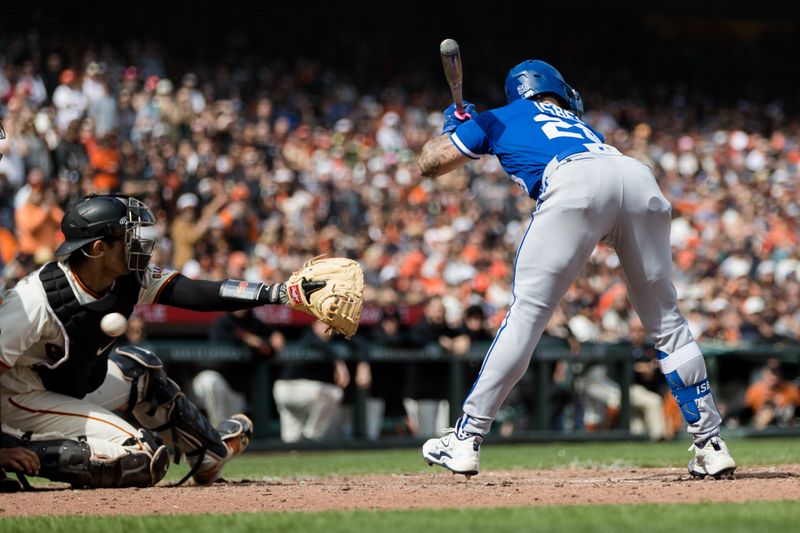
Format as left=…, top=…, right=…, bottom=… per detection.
left=101, top=312, right=128, bottom=337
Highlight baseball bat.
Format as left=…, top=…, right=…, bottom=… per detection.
left=439, top=38, right=463, bottom=114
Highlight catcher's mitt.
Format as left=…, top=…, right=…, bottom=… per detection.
left=284, top=256, right=365, bottom=338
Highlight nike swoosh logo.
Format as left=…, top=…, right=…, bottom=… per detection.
left=428, top=451, right=453, bottom=461
left=97, top=339, right=116, bottom=356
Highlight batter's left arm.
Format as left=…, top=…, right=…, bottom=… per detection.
left=418, top=135, right=472, bottom=178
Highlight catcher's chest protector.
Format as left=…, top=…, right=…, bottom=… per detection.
left=36, top=262, right=139, bottom=398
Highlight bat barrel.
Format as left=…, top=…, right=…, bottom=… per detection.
left=439, top=38, right=460, bottom=57
left=439, top=39, right=463, bottom=112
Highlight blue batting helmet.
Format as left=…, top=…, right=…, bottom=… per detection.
left=504, top=60, right=584, bottom=117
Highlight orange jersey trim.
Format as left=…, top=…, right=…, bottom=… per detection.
left=153, top=271, right=179, bottom=304
left=8, top=397, right=137, bottom=440
left=69, top=269, right=103, bottom=299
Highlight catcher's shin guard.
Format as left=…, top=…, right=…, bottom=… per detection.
left=1, top=431, right=169, bottom=488
left=133, top=367, right=230, bottom=481
left=113, top=345, right=251, bottom=484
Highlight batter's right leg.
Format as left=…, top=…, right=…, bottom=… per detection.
left=612, top=157, right=734, bottom=477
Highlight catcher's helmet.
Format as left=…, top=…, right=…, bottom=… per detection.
left=55, top=195, right=156, bottom=287
left=504, top=59, right=584, bottom=117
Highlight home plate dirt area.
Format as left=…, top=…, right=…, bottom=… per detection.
left=2, top=465, right=799, bottom=517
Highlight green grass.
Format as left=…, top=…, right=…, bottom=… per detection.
left=5, top=437, right=798, bottom=532
left=164, top=436, right=800, bottom=481
left=3, top=501, right=800, bottom=533
left=18, top=436, right=800, bottom=483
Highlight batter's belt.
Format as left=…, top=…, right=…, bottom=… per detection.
left=543, top=142, right=622, bottom=180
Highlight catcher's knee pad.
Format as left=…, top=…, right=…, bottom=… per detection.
left=4, top=431, right=169, bottom=488
left=658, top=342, right=710, bottom=424
left=110, top=345, right=164, bottom=412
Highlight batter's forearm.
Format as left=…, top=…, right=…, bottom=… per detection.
left=418, top=135, right=470, bottom=177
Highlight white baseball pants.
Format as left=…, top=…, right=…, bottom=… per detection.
left=459, top=152, right=722, bottom=444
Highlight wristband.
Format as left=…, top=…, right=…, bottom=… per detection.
left=219, top=280, right=264, bottom=301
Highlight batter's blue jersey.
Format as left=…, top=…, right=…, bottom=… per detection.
left=451, top=99, right=606, bottom=199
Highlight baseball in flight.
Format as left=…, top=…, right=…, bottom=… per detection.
left=100, top=312, right=128, bottom=337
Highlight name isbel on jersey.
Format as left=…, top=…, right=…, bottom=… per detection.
left=532, top=100, right=583, bottom=123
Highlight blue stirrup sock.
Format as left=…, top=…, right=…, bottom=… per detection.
left=657, top=342, right=711, bottom=425
left=664, top=372, right=710, bottom=424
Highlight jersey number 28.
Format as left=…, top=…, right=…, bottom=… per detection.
left=534, top=114, right=601, bottom=143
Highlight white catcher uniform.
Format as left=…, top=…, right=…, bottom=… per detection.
left=1, top=195, right=254, bottom=489
left=421, top=60, right=735, bottom=479
left=0, top=262, right=179, bottom=485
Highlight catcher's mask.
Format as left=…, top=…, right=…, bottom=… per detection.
left=56, top=195, right=157, bottom=287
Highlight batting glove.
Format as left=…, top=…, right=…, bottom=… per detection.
left=442, top=101, right=477, bottom=134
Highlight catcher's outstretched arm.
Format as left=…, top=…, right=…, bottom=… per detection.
left=156, top=274, right=323, bottom=311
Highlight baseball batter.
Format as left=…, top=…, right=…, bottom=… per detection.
left=418, top=60, right=736, bottom=479
left=0, top=194, right=325, bottom=489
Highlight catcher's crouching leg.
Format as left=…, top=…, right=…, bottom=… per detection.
left=111, top=347, right=253, bottom=485
left=1, top=429, right=168, bottom=488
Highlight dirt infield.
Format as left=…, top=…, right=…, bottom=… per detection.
left=2, top=465, right=799, bottom=516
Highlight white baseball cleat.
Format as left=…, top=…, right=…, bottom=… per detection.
left=688, top=436, right=736, bottom=479
left=422, top=427, right=482, bottom=478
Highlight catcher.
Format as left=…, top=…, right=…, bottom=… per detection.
left=0, top=194, right=364, bottom=490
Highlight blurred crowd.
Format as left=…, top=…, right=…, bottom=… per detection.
left=3, top=35, right=800, bottom=347
left=2, top=32, right=799, bottom=439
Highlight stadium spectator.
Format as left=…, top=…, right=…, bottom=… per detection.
left=190, top=308, right=286, bottom=427
left=403, top=296, right=468, bottom=438
left=170, top=191, right=226, bottom=271
left=456, top=304, right=493, bottom=397
left=626, top=316, right=672, bottom=441
left=84, top=131, right=121, bottom=193
left=52, top=69, right=87, bottom=134
left=573, top=315, right=669, bottom=440
left=355, top=305, right=414, bottom=438
left=272, top=320, right=351, bottom=442
left=745, top=358, right=800, bottom=430
left=13, top=168, right=63, bottom=264
left=53, top=119, right=89, bottom=183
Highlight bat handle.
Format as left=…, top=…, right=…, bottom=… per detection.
left=454, top=100, right=467, bottom=118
